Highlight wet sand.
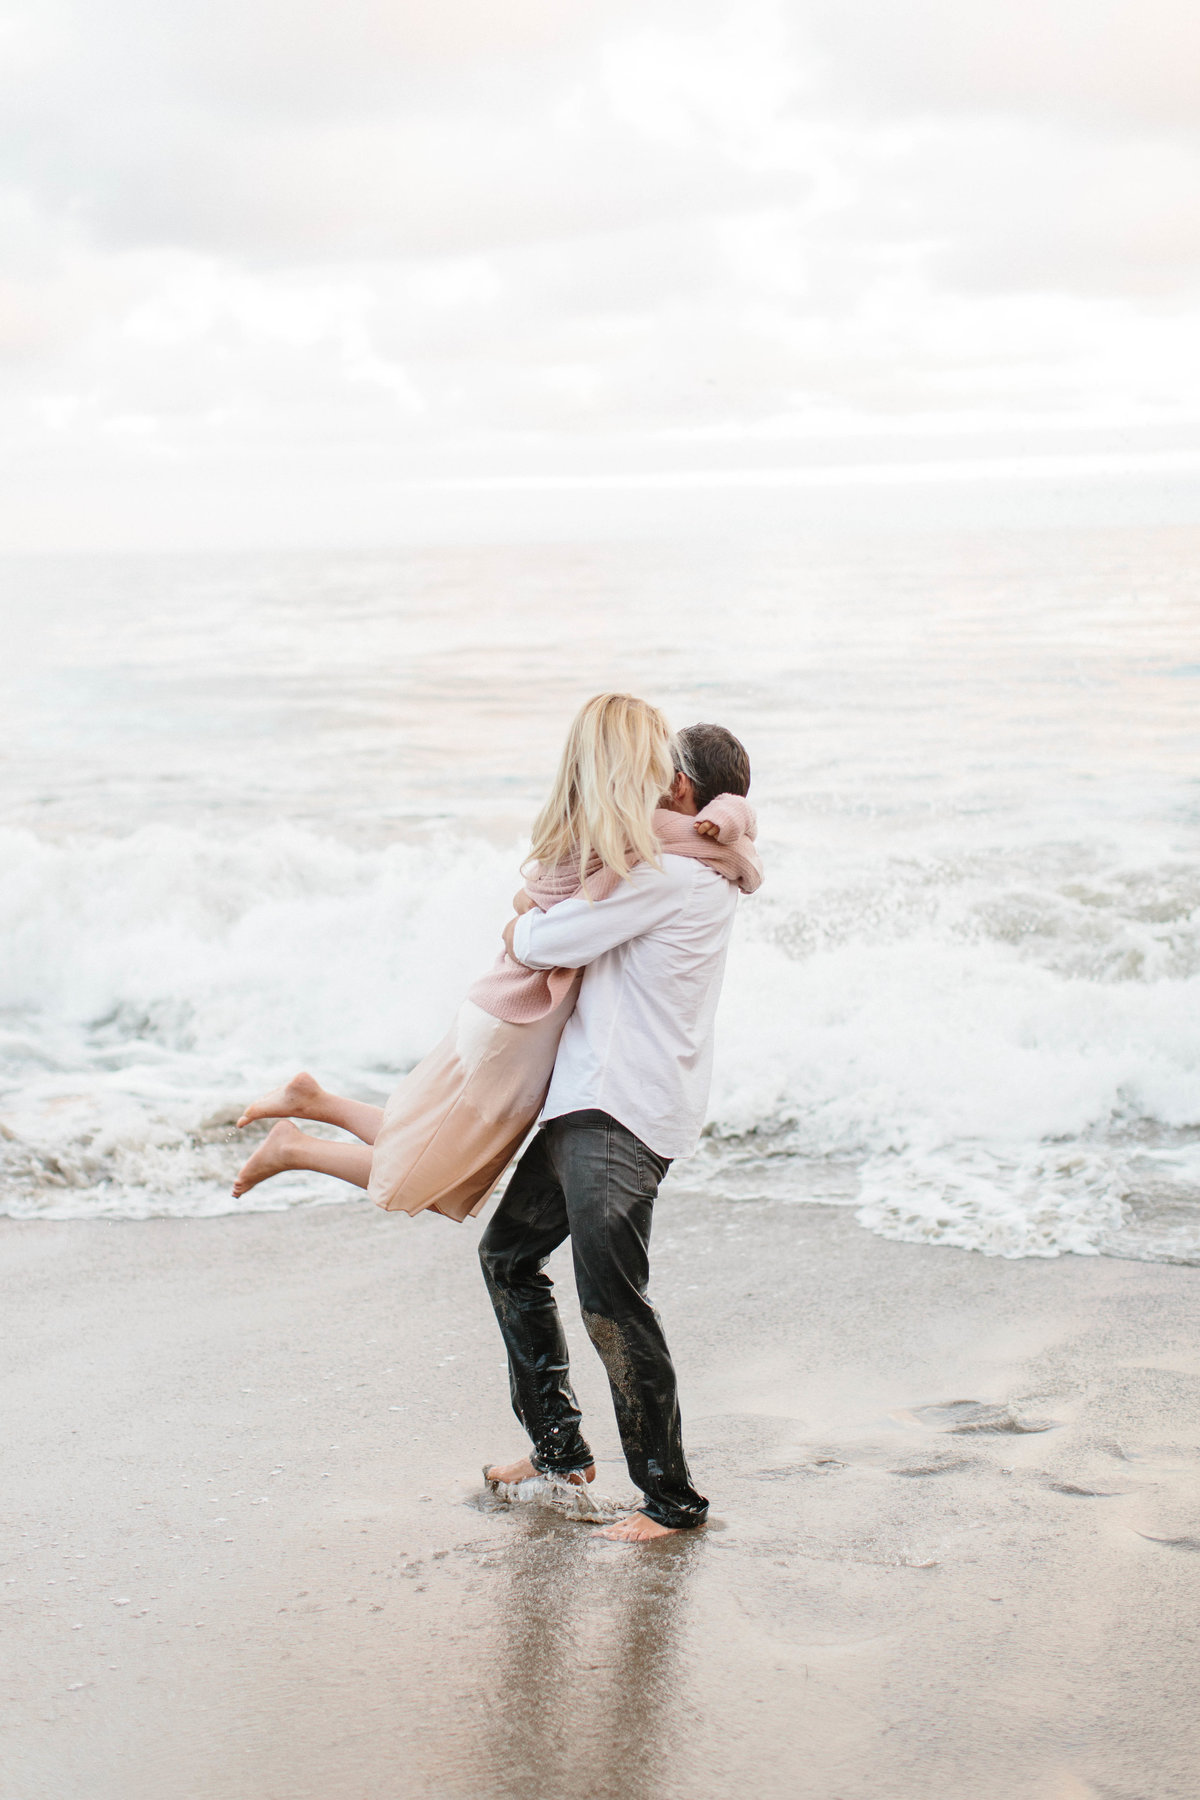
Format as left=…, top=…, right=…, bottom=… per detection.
left=2, top=1191, right=1198, bottom=1800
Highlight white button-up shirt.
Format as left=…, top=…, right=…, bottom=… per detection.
left=511, top=856, right=738, bottom=1160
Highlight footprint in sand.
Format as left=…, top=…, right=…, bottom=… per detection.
left=890, top=1454, right=977, bottom=1478
left=751, top=1457, right=845, bottom=1481
left=1105, top=1442, right=1195, bottom=1471
left=897, top=1399, right=1059, bottom=1435
left=1045, top=1481, right=1124, bottom=1497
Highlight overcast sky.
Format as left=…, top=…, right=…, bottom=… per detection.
left=2, top=0, right=1199, bottom=548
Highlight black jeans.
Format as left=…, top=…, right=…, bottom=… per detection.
left=478, top=1109, right=708, bottom=1530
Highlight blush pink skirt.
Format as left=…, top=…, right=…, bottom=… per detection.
left=366, top=979, right=581, bottom=1223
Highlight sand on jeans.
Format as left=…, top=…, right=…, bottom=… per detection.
left=1, top=1190, right=1198, bottom=1800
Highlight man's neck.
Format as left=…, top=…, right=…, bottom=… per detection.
left=661, top=772, right=700, bottom=816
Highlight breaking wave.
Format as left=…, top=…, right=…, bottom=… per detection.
left=2, top=822, right=1199, bottom=1259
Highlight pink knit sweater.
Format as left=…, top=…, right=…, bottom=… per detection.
left=467, top=794, right=763, bottom=1025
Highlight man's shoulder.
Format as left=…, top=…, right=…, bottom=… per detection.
left=635, top=855, right=737, bottom=913
left=627, top=856, right=694, bottom=890
left=629, top=855, right=721, bottom=895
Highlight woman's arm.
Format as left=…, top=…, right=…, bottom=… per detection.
left=498, top=886, right=539, bottom=959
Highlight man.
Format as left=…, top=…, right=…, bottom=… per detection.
left=480, top=722, right=753, bottom=1540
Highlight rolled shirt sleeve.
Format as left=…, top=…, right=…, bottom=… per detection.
left=512, top=863, right=682, bottom=970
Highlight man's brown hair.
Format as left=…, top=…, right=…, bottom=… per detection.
left=675, top=723, right=751, bottom=812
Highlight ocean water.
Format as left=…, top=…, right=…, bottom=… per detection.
left=1, top=525, right=1198, bottom=1259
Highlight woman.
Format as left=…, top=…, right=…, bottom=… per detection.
left=231, top=694, right=760, bottom=1216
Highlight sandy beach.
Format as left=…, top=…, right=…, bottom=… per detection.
left=2, top=1190, right=1198, bottom=1800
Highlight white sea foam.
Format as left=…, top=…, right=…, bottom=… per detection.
left=0, top=823, right=517, bottom=1218
left=2, top=531, right=1198, bottom=1257
left=708, top=838, right=1200, bottom=1257
left=2, top=819, right=1198, bottom=1257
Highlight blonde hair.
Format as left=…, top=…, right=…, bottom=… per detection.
left=528, top=694, right=676, bottom=892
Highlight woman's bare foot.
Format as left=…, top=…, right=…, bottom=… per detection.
left=237, top=1071, right=324, bottom=1129
left=593, top=1512, right=681, bottom=1541
left=232, top=1119, right=303, bottom=1197
left=484, top=1456, right=595, bottom=1486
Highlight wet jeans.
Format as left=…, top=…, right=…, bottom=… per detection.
left=478, top=1109, right=708, bottom=1530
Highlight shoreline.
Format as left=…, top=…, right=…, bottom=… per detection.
left=2, top=1196, right=1198, bottom=1798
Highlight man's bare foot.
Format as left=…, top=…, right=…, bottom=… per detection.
left=232, top=1119, right=303, bottom=1197
left=593, top=1512, right=683, bottom=1541
left=237, top=1070, right=324, bottom=1129
left=484, top=1456, right=595, bottom=1486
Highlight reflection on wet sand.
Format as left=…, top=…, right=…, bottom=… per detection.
left=479, top=1508, right=700, bottom=1800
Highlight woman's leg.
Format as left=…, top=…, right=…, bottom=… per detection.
left=232, top=1120, right=373, bottom=1199
left=237, top=1071, right=384, bottom=1145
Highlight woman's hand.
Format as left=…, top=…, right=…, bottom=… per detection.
left=512, top=888, right=536, bottom=915
left=693, top=818, right=719, bottom=839
left=502, top=916, right=520, bottom=960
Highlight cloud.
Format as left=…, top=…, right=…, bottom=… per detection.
left=1, top=3, right=791, bottom=259
left=0, top=0, right=1198, bottom=547
left=801, top=0, right=1200, bottom=133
